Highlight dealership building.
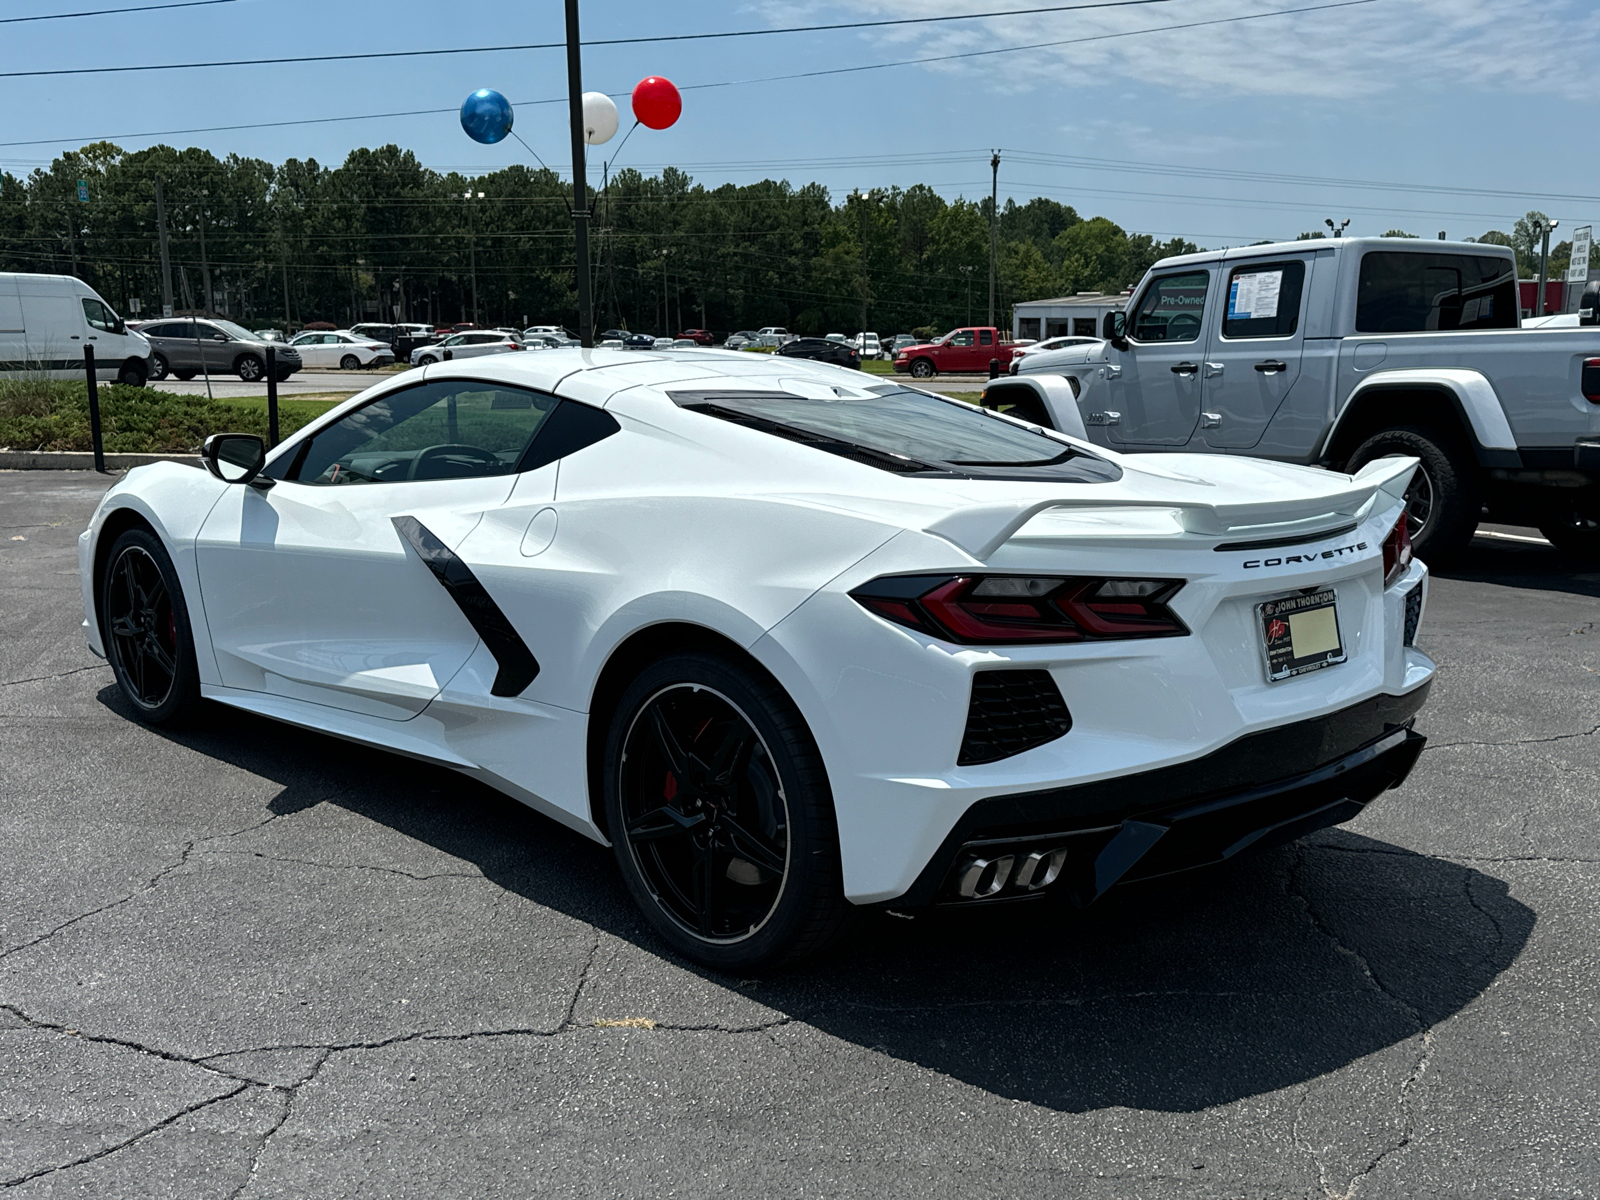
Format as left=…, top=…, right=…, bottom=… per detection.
left=1012, top=290, right=1132, bottom=341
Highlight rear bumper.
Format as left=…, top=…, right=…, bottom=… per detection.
left=889, top=684, right=1429, bottom=907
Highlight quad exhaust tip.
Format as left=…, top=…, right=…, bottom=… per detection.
left=953, top=847, right=1069, bottom=899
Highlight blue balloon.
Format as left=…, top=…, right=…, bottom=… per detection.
left=461, top=89, right=513, bottom=144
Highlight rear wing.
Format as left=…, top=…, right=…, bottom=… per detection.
left=924, top=457, right=1417, bottom=560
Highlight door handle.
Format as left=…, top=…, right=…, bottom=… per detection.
left=1200, top=412, right=1222, bottom=428
left=1254, top=360, right=1287, bottom=373
left=1204, top=362, right=1224, bottom=377
left=1171, top=362, right=1198, bottom=375
left=1103, top=364, right=1122, bottom=379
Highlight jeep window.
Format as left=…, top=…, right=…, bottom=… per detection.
left=1130, top=271, right=1209, bottom=343
left=1221, top=260, right=1307, bottom=339
left=1356, top=252, right=1518, bottom=332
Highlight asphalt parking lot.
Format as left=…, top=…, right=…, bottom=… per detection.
left=3, top=471, right=1596, bottom=1198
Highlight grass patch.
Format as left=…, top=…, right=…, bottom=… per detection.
left=0, top=379, right=333, bottom=453
left=945, top=391, right=983, bottom=404
left=861, top=359, right=897, bottom=375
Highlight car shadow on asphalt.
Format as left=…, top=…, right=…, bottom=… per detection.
left=106, top=687, right=1534, bottom=1116
left=1436, top=535, right=1600, bottom=599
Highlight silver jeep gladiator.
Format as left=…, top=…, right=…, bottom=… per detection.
left=996, top=237, right=1600, bottom=559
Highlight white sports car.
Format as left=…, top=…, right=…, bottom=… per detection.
left=78, top=349, right=1433, bottom=970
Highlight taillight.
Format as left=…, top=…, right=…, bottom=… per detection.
left=850, top=574, right=1187, bottom=644
left=1582, top=358, right=1600, bottom=403
left=1383, top=507, right=1413, bottom=587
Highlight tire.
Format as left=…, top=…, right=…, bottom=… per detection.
left=416, top=354, right=437, bottom=367
left=236, top=354, right=264, bottom=382
left=604, top=651, right=851, bottom=972
left=909, top=358, right=936, bottom=379
left=339, top=354, right=361, bottom=371
left=101, top=527, right=201, bottom=725
left=149, top=353, right=169, bottom=381
left=1346, top=426, right=1481, bottom=563
left=1538, top=507, right=1600, bottom=559
left=173, top=369, right=197, bottom=381
left=274, top=370, right=293, bottom=383
left=117, top=360, right=147, bottom=388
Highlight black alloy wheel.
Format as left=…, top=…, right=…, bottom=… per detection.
left=236, top=354, right=264, bottom=382
left=1538, top=506, right=1600, bottom=559
left=605, top=653, right=850, bottom=971
left=102, top=528, right=200, bottom=724
left=909, top=358, right=935, bottom=378
left=117, top=360, right=147, bottom=388
left=149, top=353, right=169, bottom=381
left=340, top=354, right=361, bottom=370
left=173, top=369, right=197, bottom=381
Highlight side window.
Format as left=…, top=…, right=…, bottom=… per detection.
left=1130, top=271, right=1209, bottom=343
left=81, top=298, right=118, bottom=332
left=949, top=330, right=975, bottom=347
left=979, top=329, right=993, bottom=346
left=1356, top=252, right=1518, bottom=332
left=1222, top=260, right=1307, bottom=339
left=287, top=381, right=560, bottom=485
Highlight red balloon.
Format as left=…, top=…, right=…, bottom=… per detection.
left=632, top=76, right=682, bottom=130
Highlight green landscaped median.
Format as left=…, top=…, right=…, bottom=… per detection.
left=0, top=381, right=343, bottom=454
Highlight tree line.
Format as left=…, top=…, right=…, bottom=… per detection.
left=0, top=141, right=1200, bottom=336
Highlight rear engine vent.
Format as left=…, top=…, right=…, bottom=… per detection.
left=958, top=670, right=1073, bottom=766
left=1403, top=584, right=1423, bottom=646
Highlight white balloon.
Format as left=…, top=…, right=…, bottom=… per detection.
left=582, top=92, right=619, bottom=145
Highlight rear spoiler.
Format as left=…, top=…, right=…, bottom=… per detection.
left=924, top=457, right=1417, bottom=560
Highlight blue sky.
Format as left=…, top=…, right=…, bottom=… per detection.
left=5, top=0, right=1597, bottom=248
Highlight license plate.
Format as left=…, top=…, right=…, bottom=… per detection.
left=1259, top=590, right=1345, bottom=682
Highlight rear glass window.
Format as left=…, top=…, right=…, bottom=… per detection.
left=1222, top=260, right=1306, bottom=338
left=1356, top=252, right=1518, bottom=332
left=669, top=386, right=1120, bottom=483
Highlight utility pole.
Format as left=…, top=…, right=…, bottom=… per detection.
left=464, top=189, right=483, bottom=325
left=659, top=248, right=671, bottom=333
left=197, top=193, right=213, bottom=315
left=1536, top=217, right=1558, bottom=316
left=280, top=225, right=291, bottom=329
left=565, top=0, right=594, bottom=347
left=960, top=265, right=975, bottom=325
left=154, top=178, right=174, bottom=317
left=988, top=151, right=1000, bottom=328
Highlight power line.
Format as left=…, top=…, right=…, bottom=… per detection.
left=1, top=0, right=241, bottom=23
left=0, top=0, right=1194, bottom=79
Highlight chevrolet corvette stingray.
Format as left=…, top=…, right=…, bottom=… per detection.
left=79, top=348, right=1434, bottom=969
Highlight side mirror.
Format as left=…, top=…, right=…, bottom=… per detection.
left=212, top=333, right=229, bottom=342
left=202, top=434, right=268, bottom=486
left=1102, top=311, right=1126, bottom=341
left=1582, top=290, right=1600, bottom=325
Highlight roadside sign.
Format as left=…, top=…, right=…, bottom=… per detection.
left=1568, top=226, right=1592, bottom=283
left=162, top=304, right=173, bottom=318
left=76, top=179, right=88, bottom=202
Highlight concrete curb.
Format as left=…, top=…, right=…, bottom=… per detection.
left=0, top=451, right=201, bottom=471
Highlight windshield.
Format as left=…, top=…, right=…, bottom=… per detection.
left=212, top=320, right=258, bottom=340
left=668, top=386, right=1120, bottom=483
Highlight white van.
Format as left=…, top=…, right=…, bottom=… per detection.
left=0, top=273, right=153, bottom=386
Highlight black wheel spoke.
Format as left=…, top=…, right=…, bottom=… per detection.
left=146, top=637, right=177, bottom=676
left=626, top=805, right=705, bottom=843
left=717, top=814, right=786, bottom=877
left=706, top=721, right=756, bottom=788
left=648, top=706, right=691, bottom=778
left=696, top=840, right=721, bottom=936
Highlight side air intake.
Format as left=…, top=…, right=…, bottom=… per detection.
left=958, top=669, right=1073, bottom=766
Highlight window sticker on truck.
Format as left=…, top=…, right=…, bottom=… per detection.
left=1228, top=271, right=1282, bottom=320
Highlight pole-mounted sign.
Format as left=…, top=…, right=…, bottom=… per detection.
left=1568, top=225, right=1592, bottom=284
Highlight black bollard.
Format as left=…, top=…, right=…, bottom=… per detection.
left=266, top=346, right=279, bottom=447
left=83, top=344, right=106, bottom=473
left=989, top=357, right=1000, bottom=379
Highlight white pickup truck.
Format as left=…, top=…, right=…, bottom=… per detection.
left=996, top=238, right=1600, bottom=559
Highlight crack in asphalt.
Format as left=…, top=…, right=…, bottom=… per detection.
left=0, top=664, right=106, bottom=689
left=1287, top=847, right=1431, bottom=1199
left=0, top=1082, right=252, bottom=1189
left=198, top=848, right=487, bottom=883
left=0, top=1001, right=263, bottom=1089
left=1426, top=723, right=1600, bottom=751
left=224, top=1051, right=330, bottom=1200
left=1312, top=845, right=1600, bottom=865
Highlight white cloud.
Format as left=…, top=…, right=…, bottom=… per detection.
left=800, top=0, right=1600, bottom=102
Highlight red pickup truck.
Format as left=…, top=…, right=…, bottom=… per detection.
left=892, top=327, right=1018, bottom=378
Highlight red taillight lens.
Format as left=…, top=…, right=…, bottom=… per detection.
left=1383, top=506, right=1413, bottom=587
left=850, top=574, right=1187, bottom=644
left=1582, top=358, right=1600, bottom=403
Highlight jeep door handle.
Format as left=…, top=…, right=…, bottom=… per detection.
left=1171, top=362, right=1198, bottom=375
left=1204, top=361, right=1224, bottom=377
left=1254, top=359, right=1287, bottom=373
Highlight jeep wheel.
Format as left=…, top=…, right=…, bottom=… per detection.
left=1347, top=426, right=1481, bottom=562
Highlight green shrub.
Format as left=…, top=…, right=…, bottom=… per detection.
left=0, top=381, right=323, bottom=453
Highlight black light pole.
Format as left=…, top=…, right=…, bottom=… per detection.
left=988, top=151, right=1000, bottom=328
left=565, top=0, right=594, bottom=347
